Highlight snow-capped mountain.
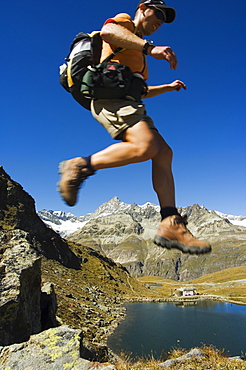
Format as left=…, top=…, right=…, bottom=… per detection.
left=38, top=196, right=245, bottom=238
left=38, top=197, right=159, bottom=237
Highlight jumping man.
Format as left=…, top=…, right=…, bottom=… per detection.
left=58, top=0, right=212, bottom=255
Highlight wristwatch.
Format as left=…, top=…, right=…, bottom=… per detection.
left=142, top=40, right=154, bottom=55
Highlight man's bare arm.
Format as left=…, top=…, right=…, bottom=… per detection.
left=143, top=80, right=186, bottom=99
left=100, top=23, right=145, bottom=51
left=100, top=23, right=177, bottom=69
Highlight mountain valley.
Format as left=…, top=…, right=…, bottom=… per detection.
left=1, top=166, right=246, bottom=369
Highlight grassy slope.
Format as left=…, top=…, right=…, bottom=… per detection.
left=138, top=266, right=246, bottom=305
left=41, top=241, right=156, bottom=346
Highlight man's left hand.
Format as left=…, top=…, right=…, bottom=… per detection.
left=168, top=80, right=187, bottom=91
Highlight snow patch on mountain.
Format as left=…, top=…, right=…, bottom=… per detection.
left=214, top=211, right=246, bottom=228
left=139, top=202, right=159, bottom=211
left=38, top=209, right=89, bottom=237
left=45, top=218, right=87, bottom=237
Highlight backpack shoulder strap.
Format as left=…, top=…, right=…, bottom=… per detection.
left=70, top=32, right=90, bottom=51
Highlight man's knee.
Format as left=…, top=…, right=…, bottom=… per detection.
left=125, top=123, right=159, bottom=161
left=136, top=140, right=159, bottom=161
left=152, top=139, right=173, bottom=165
left=164, top=143, right=173, bottom=162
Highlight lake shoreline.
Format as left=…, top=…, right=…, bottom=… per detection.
left=122, top=294, right=246, bottom=306
left=107, top=298, right=246, bottom=360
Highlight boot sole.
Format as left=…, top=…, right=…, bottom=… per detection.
left=153, top=235, right=212, bottom=255
left=58, top=160, right=67, bottom=176
left=57, top=160, right=67, bottom=193
left=57, top=159, right=93, bottom=206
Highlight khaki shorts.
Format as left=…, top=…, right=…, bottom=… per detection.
left=91, top=99, right=156, bottom=140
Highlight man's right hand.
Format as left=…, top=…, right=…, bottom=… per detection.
left=149, top=46, right=178, bottom=70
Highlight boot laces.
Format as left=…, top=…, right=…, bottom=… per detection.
left=69, top=168, right=90, bottom=189
left=174, top=214, right=188, bottom=226
left=174, top=215, right=196, bottom=237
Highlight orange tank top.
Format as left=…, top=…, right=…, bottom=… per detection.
left=100, top=13, right=148, bottom=80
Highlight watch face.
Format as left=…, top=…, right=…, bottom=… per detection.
left=143, top=40, right=154, bottom=54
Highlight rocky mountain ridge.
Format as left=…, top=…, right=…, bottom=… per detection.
left=38, top=197, right=246, bottom=282
left=66, top=201, right=246, bottom=281
left=38, top=197, right=246, bottom=238
left=38, top=197, right=160, bottom=238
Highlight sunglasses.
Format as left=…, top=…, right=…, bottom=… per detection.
left=148, top=6, right=167, bottom=22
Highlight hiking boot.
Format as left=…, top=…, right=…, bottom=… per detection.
left=58, top=157, right=95, bottom=206
left=153, top=215, right=211, bottom=255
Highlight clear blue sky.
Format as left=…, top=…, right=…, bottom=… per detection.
left=1, top=0, right=246, bottom=217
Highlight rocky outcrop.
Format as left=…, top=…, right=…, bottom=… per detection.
left=0, top=325, right=116, bottom=370
left=0, top=167, right=150, bottom=366
left=0, top=229, right=42, bottom=346
left=0, top=166, right=80, bottom=269
left=0, top=229, right=61, bottom=346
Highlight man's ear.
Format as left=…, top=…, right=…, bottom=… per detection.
left=138, top=3, right=147, bottom=14
left=139, top=3, right=145, bottom=9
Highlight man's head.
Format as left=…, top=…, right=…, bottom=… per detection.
left=136, top=0, right=176, bottom=24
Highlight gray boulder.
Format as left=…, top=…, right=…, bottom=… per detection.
left=0, top=229, right=42, bottom=346
left=159, top=348, right=204, bottom=367
left=41, top=282, right=58, bottom=330
left=0, top=325, right=117, bottom=370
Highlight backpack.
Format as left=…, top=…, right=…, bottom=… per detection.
left=59, top=30, right=147, bottom=110
left=59, top=31, right=127, bottom=111
left=59, top=31, right=103, bottom=110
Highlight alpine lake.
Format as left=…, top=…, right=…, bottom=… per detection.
left=107, top=300, right=246, bottom=359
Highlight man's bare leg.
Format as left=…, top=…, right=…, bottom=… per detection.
left=58, top=120, right=176, bottom=209
left=151, top=132, right=176, bottom=209
left=58, top=120, right=211, bottom=254
left=90, top=120, right=160, bottom=169
left=58, top=120, right=159, bottom=206
left=150, top=132, right=211, bottom=254
left=91, top=123, right=176, bottom=211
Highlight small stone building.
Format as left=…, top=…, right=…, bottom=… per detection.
left=175, top=286, right=197, bottom=297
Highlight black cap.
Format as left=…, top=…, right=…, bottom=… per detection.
left=137, top=0, right=176, bottom=23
